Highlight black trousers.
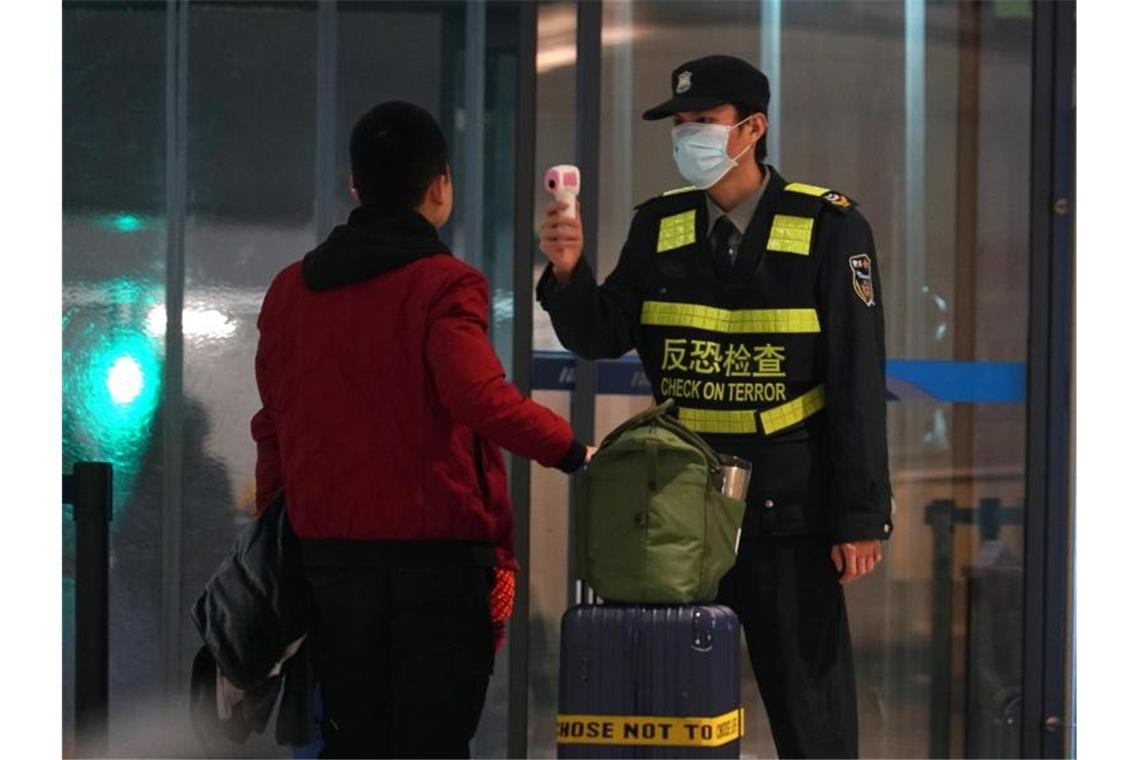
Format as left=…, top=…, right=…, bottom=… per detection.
left=716, top=534, right=859, bottom=759
left=301, top=541, right=496, bottom=759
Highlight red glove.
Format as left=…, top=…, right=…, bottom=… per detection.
left=489, top=567, right=516, bottom=651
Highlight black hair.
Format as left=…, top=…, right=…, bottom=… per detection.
left=349, top=101, right=449, bottom=212
left=731, top=102, right=768, bottom=166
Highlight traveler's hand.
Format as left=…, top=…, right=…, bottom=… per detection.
left=831, top=540, right=883, bottom=585
left=539, top=199, right=583, bottom=283
left=585, top=445, right=598, bottom=466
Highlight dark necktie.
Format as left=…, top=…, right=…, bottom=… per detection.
left=712, top=215, right=738, bottom=280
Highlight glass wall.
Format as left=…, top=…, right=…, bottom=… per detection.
left=577, top=0, right=1031, bottom=757
left=62, top=0, right=521, bottom=755
left=525, top=1, right=1033, bottom=757
left=62, top=3, right=168, bottom=755
left=64, top=0, right=1038, bottom=756
left=176, top=4, right=321, bottom=755
left=528, top=3, right=578, bottom=754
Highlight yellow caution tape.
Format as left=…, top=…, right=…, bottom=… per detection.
left=555, top=708, right=744, bottom=747
left=641, top=301, right=820, bottom=334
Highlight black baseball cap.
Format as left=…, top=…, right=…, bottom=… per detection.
left=642, top=55, right=770, bottom=121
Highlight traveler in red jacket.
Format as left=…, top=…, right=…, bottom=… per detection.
left=251, top=100, right=589, bottom=758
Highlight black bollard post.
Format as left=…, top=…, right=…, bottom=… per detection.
left=924, top=498, right=955, bottom=759
left=71, top=462, right=112, bottom=758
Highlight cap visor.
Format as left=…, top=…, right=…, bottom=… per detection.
left=641, top=96, right=729, bottom=121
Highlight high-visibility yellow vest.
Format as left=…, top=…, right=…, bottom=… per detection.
left=634, top=180, right=855, bottom=437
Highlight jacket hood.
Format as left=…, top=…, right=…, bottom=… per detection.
left=302, top=206, right=451, bottom=291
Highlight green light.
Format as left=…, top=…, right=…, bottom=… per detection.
left=63, top=277, right=164, bottom=552
left=78, top=331, right=161, bottom=440
left=113, top=213, right=144, bottom=232
left=97, top=213, right=148, bottom=233
left=63, top=319, right=163, bottom=520
left=107, top=356, right=144, bottom=405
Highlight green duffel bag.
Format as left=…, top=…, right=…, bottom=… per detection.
left=577, top=398, right=747, bottom=604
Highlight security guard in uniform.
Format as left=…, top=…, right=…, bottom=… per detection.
left=537, top=55, right=892, bottom=758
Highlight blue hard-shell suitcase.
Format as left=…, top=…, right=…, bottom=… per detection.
left=557, top=604, right=742, bottom=758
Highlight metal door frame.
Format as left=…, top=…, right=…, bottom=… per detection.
left=1023, top=1, right=1076, bottom=757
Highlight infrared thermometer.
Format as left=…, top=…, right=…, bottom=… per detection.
left=544, top=164, right=580, bottom=220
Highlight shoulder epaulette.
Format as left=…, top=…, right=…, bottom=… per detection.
left=635, top=185, right=701, bottom=211
left=783, top=181, right=856, bottom=214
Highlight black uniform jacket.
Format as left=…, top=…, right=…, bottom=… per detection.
left=538, top=167, right=892, bottom=543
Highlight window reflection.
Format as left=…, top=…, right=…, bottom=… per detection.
left=594, top=1, right=1032, bottom=757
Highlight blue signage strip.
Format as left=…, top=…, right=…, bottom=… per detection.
left=885, top=359, right=1025, bottom=403
left=532, top=351, right=1026, bottom=404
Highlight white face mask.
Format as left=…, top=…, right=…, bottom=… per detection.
left=671, top=117, right=756, bottom=190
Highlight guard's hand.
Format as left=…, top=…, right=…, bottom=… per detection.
left=539, top=199, right=583, bottom=282
left=831, top=540, right=883, bottom=585
left=585, top=445, right=598, bottom=465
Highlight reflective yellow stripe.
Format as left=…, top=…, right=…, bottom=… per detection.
left=759, top=384, right=826, bottom=435
left=676, top=385, right=826, bottom=436
left=662, top=185, right=698, bottom=196
left=677, top=407, right=759, bottom=435
left=767, top=214, right=814, bottom=255
left=783, top=182, right=830, bottom=197
left=555, top=708, right=744, bottom=747
left=641, top=301, right=820, bottom=334
left=656, top=210, right=697, bottom=252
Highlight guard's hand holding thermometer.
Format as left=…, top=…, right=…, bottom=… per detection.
left=544, top=164, right=580, bottom=219
left=539, top=164, right=584, bottom=281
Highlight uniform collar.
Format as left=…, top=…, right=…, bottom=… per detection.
left=704, top=165, right=772, bottom=238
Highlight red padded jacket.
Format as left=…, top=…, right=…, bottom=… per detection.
left=251, top=208, right=584, bottom=567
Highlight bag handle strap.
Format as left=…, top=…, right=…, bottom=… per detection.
left=598, top=397, right=723, bottom=474
left=655, top=413, right=722, bottom=472
left=598, top=398, right=676, bottom=450
left=646, top=438, right=660, bottom=493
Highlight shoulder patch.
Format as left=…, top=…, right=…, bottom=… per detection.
left=849, top=254, right=875, bottom=307
left=821, top=190, right=854, bottom=212
left=635, top=185, right=702, bottom=211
